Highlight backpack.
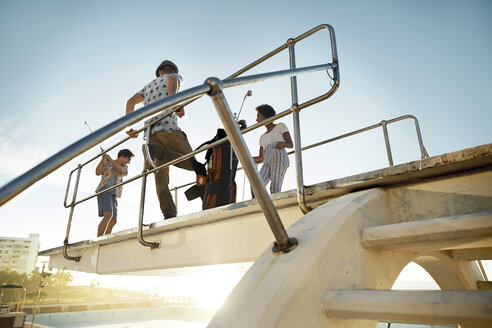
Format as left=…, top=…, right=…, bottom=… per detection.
left=185, top=129, right=238, bottom=210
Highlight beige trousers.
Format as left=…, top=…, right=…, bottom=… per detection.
left=150, top=130, right=194, bottom=217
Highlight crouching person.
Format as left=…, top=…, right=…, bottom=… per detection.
left=95, top=149, right=134, bottom=236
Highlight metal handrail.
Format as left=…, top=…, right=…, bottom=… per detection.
left=168, top=114, right=430, bottom=213
left=1, top=84, right=212, bottom=206
left=206, top=77, right=298, bottom=253
left=0, top=24, right=339, bottom=259
left=297, top=114, right=430, bottom=164
left=225, top=24, right=339, bottom=214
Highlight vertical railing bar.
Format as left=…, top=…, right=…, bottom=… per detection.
left=297, top=25, right=340, bottom=111
left=381, top=121, right=394, bottom=166
left=288, top=40, right=311, bottom=214
left=477, top=260, right=489, bottom=281
left=242, top=171, right=247, bottom=201
left=62, top=165, right=82, bottom=261
left=174, top=187, right=178, bottom=215
left=205, top=77, right=297, bottom=253
left=385, top=115, right=430, bottom=160
left=327, top=25, right=340, bottom=82
left=63, top=170, right=74, bottom=207
left=411, top=116, right=430, bottom=159
left=137, top=165, right=159, bottom=249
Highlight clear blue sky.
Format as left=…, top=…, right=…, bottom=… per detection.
left=1, top=0, right=491, bottom=252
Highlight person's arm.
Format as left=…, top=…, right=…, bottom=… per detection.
left=253, top=146, right=264, bottom=163
left=275, top=132, right=293, bottom=149
left=125, top=93, right=144, bottom=137
left=168, top=75, right=185, bottom=118
left=126, top=93, right=144, bottom=115
left=95, top=156, right=106, bottom=176
left=167, top=74, right=180, bottom=95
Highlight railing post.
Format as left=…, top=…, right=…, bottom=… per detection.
left=381, top=121, right=394, bottom=166
left=137, top=167, right=159, bottom=249
left=174, top=187, right=178, bottom=215
left=477, top=260, right=488, bottom=281
left=411, top=116, right=430, bottom=159
left=62, top=165, right=81, bottom=262
left=63, top=170, right=74, bottom=207
left=288, top=39, right=312, bottom=214
left=205, top=77, right=297, bottom=254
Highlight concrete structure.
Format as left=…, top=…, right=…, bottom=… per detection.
left=0, top=234, right=39, bottom=274
left=41, top=143, right=492, bottom=327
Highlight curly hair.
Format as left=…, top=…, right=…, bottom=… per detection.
left=118, top=149, right=134, bottom=159
left=256, top=104, right=276, bottom=119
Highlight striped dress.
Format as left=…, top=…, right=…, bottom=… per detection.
left=259, top=123, right=290, bottom=193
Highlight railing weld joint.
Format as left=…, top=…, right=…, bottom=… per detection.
left=291, top=104, right=300, bottom=112
left=204, top=77, right=223, bottom=96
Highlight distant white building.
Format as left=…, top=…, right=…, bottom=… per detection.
left=0, top=234, right=40, bottom=274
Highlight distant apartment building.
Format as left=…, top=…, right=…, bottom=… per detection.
left=0, top=234, right=40, bottom=274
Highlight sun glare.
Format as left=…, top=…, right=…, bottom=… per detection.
left=193, top=270, right=244, bottom=309
left=67, top=262, right=251, bottom=311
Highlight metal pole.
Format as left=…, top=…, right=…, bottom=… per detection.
left=381, top=121, right=394, bottom=166
left=478, top=260, right=488, bottom=281
left=0, top=84, right=211, bottom=207
left=21, top=288, right=26, bottom=313
left=297, top=25, right=340, bottom=111
left=205, top=77, right=297, bottom=253
left=31, top=262, right=45, bottom=328
left=137, top=168, right=159, bottom=249
left=411, top=116, right=430, bottom=159
left=174, top=187, right=178, bottom=215
left=242, top=171, right=246, bottom=201
left=235, top=90, right=252, bottom=121
left=62, top=166, right=81, bottom=261
left=288, top=39, right=311, bottom=214
left=63, top=170, right=74, bottom=207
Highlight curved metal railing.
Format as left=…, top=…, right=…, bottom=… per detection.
left=299, top=114, right=430, bottom=165
left=0, top=24, right=340, bottom=260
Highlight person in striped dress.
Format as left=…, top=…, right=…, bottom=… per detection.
left=253, top=104, right=293, bottom=193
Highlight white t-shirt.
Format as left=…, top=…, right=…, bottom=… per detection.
left=259, top=123, right=289, bottom=149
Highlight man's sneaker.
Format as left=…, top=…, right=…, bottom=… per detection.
left=142, top=144, right=157, bottom=169
left=164, top=212, right=176, bottom=220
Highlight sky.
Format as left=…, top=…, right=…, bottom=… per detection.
left=0, top=0, right=491, bottom=303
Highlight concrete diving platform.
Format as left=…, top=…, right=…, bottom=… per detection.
left=40, top=143, right=492, bottom=275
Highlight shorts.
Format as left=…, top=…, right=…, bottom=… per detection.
left=97, top=193, right=117, bottom=217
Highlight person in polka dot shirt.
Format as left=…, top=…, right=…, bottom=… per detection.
left=125, top=60, right=205, bottom=219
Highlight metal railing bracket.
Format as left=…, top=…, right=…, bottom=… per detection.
left=272, top=237, right=298, bottom=254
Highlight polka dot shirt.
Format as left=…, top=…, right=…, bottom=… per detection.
left=138, top=73, right=184, bottom=134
